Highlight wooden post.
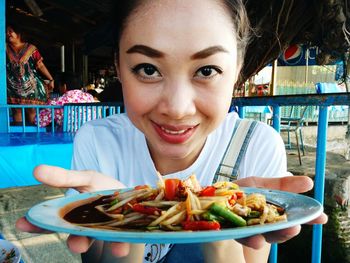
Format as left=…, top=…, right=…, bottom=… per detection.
left=305, top=48, right=309, bottom=84
left=72, top=42, right=75, bottom=73
left=270, top=60, right=278, bottom=95
left=83, top=55, right=88, bottom=86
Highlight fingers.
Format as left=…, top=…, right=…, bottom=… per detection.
left=68, top=238, right=130, bottom=258
left=34, top=165, right=125, bottom=192
left=67, top=235, right=94, bottom=254
left=236, top=176, right=314, bottom=193
left=236, top=235, right=267, bottom=249
left=306, top=213, right=328, bottom=225
left=263, top=225, right=301, bottom=244
left=16, top=217, right=52, bottom=234
left=237, top=225, right=302, bottom=249
left=109, top=243, right=131, bottom=257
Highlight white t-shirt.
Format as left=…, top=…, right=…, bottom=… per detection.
left=72, top=112, right=286, bottom=184
left=71, top=112, right=287, bottom=262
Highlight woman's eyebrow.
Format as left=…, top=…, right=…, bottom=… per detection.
left=126, top=45, right=164, bottom=58
left=191, top=46, right=229, bottom=60
left=126, top=45, right=228, bottom=59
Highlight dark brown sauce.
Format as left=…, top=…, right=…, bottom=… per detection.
left=63, top=196, right=113, bottom=224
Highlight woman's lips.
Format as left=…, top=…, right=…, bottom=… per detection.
left=153, top=123, right=198, bottom=144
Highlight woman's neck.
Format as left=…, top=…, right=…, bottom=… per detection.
left=148, top=140, right=206, bottom=176
left=9, top=41, right=25, bottom=53
left=153, top=155, right=197, bottom=175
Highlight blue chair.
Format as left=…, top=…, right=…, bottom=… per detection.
left=280, top=106, right=308, bottom=165
left=63, top=102, right=124, bottom=132
left=315, top=82, right=348, bottom=122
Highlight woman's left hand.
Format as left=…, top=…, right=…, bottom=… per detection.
left=48, top=80, right=54, bottom=92
left=16, top=165, right=130, bottom=257
left=234, top=175, right=328, bottom=249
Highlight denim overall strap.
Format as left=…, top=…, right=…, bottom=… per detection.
left=213, top=119, right=258, bottom=183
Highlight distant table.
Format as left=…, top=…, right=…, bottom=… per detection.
left=0, top=133, right=74, bottom=188
left=244, top=106, right=272, bottom=122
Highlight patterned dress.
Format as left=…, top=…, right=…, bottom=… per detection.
left=6, top=43, right=48, bottom=105
left=38, top=90, right=95, bottom=127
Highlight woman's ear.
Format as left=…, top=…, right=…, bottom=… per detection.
left=115, top=66, right=121, bottom=82
left=114, top=52, right=121, bottom=82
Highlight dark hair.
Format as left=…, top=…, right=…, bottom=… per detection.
left=112, top=0, right=251, bottom=66
left=98, top=80, right=124, bottom=103
left=56, top=72, right=82, bottom=92
left=6, top=21, right=27, bottom=42
left=221, top=0, right=251, bottom=65
left=86, top=89, right=99, bottom=98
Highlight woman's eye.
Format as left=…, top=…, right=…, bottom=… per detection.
left=131, top=63, right=161, bottom=80
left=195, top=66, right=223, bottom=79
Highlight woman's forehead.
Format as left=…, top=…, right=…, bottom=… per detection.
left=121, top=0, right=236, bottom=52
left=126, top=0, right=230, bottom=25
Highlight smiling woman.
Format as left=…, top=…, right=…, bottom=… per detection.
left=15, top=0, right=328, bottom=263
left=117, top=0, right=242, bottom=176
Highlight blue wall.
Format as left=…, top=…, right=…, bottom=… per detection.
left=0, top=0, right=6, bottom=132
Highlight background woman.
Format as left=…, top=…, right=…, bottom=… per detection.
left=6, top=23, right=54, bottom=124
left=37, top=72, right=95, bottom=128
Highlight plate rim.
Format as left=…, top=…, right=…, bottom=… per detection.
left=0, top=239, right=21, bottom=263
left=26, top=187, right=323, bottom=244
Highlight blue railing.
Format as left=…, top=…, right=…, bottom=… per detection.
left=0, top=102, right=124, bottom=133
left=0, top=104, right=63, bottom=133
left=232, top=92, right=350, bottom=263
left=63, top=102, right=124, bottom=132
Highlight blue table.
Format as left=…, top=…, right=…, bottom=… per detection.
left=244, top=106, right=272, bottom=122
left=0, top=133, right=74, bottom=188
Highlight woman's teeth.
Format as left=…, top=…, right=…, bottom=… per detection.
left=160, top=126, right=188, bottom=135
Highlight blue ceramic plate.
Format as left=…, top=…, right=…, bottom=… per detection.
left=26, top=187, right=323, bottom=244
left=0, top=240, right=21, bottom=263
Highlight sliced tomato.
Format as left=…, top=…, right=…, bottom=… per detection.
left=132, top=204, right=161, bottom=215
left=182, top=220, right=221, bottom=231
left=164, top=179, right=181, bottom=200
left=199, top=186, right=216, bottom=197
left=235, top=191, right=244, bottom=198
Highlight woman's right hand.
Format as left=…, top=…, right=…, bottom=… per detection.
left=16, top=165, right=130, bottom=257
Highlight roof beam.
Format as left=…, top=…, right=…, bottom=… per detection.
left=40, top=0, right=96, bottom=25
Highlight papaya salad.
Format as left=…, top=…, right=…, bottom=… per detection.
left=62, top=175, right=287, bottom=231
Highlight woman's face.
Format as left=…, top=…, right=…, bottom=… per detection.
left=6, top=27, right=21, bottom=44
left=118, top=0, right=240, bottom=173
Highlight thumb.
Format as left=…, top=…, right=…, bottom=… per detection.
left=34, top=165, right=125, bottom=192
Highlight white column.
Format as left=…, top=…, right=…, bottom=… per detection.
left=61, top=45, right=65, bottom=72
left=83, top=55, right=88, bottom=85
left=71, top=42, right=75, bottom=73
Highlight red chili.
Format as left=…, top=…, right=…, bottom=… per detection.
left=182, top=220, right=221, bottom=231
left=199, top=186, right=216, bottom=197
left=132, top=204, right=161, bottom=215
left=134, top=185, right=150, bottom=190
left=229, top=193, right=237, bottom=205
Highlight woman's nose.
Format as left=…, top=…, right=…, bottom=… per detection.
left=158, top=79, right=196, bottom=119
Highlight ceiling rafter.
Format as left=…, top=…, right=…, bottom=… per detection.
left=39, top=0, right=97, bottom=26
